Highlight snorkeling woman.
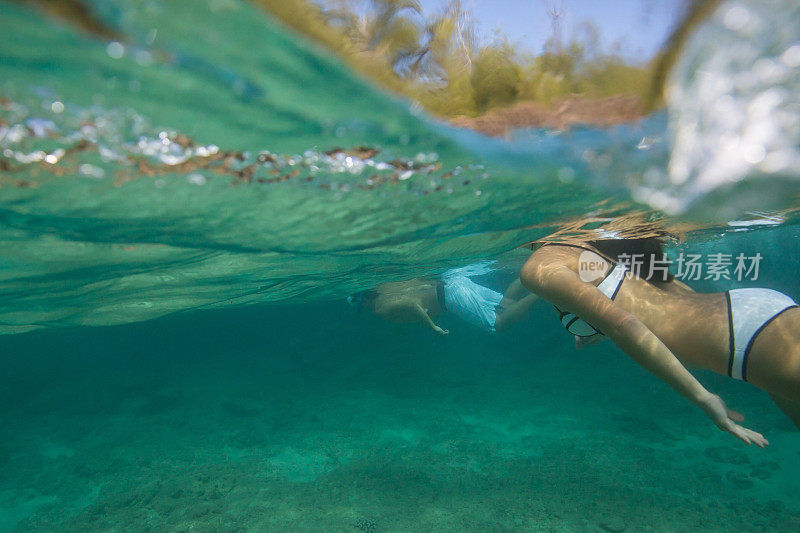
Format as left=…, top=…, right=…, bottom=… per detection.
left=520, top=236, right=800, bottom=446
left=351, top=262, right=540, bottom=335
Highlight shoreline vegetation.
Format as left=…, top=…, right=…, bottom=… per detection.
left=449, top=94, right=643, bottom=137
left=18, top=0, right=716, bottom=135
left=257, top=0, right=660, bottom=133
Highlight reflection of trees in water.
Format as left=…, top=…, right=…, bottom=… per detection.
left=646, top=0, right=722, bottom=110
left=12, top=0, right=121, bottom=40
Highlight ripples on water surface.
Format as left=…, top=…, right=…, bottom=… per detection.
left=1, top=0, right=800, bottom=531
left=0, top=0, right=798, bottom=331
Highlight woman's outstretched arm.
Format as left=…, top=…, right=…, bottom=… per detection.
left=412, top=303, right=449, bottom=335
left=520, top=258, right=768, bottom=447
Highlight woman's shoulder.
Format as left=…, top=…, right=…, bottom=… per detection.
left=527, top=242, right=611, bottom=273
left=523, top=244, right=586, bottom=290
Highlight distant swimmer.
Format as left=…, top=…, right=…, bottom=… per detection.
left=521, top=235, right=800, bottom=446
left=349, top=261, right=540, bottom=335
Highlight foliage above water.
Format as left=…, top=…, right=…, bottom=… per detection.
left=253, top=0, right=653, bottom=117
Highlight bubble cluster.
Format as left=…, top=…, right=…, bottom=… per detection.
left=656, top=0, right=800, bottom=214
left=0, top=95, right=489, bottom=197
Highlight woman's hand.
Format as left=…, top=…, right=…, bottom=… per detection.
left=699, top=393, right=769, bottom=447
left=432, top=325, right=449, bottom=335
left=413, top=304, right=449, bottom=335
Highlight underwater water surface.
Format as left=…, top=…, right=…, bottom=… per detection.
left=1, top=0, right=800, bottom=530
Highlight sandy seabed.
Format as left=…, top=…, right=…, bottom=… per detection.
left=1, top=304, right=798, bottom=532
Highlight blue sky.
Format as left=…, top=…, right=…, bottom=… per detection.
left=320, top=0, right=686, bottom=62
left=422, top=0, right=685, bottom=61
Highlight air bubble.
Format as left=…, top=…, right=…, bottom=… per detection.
left=187, top=173, right=207, bottom=186
left=106, top=42, right=125, bottom=59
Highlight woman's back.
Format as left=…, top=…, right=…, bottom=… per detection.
left=611, top=275, right=730, bottom=373
left=532, top=244, right=731, bottom=373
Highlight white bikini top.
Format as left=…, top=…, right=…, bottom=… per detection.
left=545, top=244, right=627, bottom=338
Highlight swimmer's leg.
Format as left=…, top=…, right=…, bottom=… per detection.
left=495, top=293, right=540, bottom=332
left=502, top=279, right=529, bottom=301
left=769, top=393, right=800, bottom=429
left=743, top=307, right=800, bottom=429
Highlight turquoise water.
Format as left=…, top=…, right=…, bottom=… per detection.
left=1, top=0, right=800, bottom=530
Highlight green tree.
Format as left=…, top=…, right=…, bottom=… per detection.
left=257, top=0, right=654, bottom=118
left=470, top=42, right=521, bottom=112
left=358, top=0, right=423, bottom=71
left=406, top=1, right=477, bottom=115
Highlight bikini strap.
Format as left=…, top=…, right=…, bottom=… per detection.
left=596, top=262, right=628, bottom=301
left=539, top=242, right=618, bottom=265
